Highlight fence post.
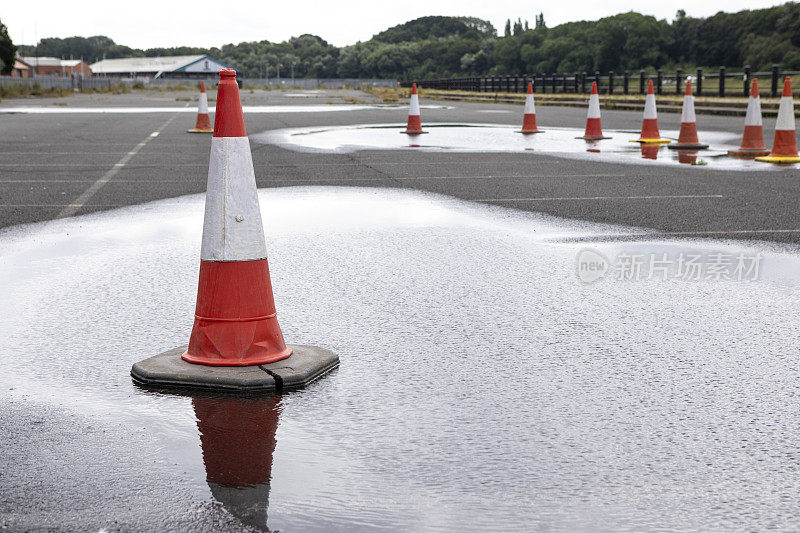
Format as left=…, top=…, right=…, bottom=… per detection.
left=676, top=68, right=682, bottom=93
left=772, top=64, right=779, bottom=97
left=549, top=72, right=555, bottom=93
left=562, top=73, right=567, bottom=93
left=573, top=72, right=579, bottom=93
left=719, top=66, right=725, bottom=97
left=743, top=65, right=750, bottom=97
left=594, top=70, right=600, bottom=93
left=696, top=67, right=703, bottom=96
left=581, top=72, right=586, bottom=93
left=608, top=71, right=614, bottom=94
left=656, top=69, right=663, bottom=94
left=623, top=70, right=629, bottom=95
left=639, top=70, right=645, bottom=94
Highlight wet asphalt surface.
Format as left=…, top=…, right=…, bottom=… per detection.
left=0, top=88, right=799, bottom=243
left=3, top=89, right=800, bottom=532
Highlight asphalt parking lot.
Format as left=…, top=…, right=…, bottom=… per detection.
left=1, top=88, right=799, bottom=243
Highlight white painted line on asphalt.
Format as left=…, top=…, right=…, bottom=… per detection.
left=56, top=116, right=177, bottom=219
left=658, top=228, right=800, bottom=236
left=478, top=195, right=723, bottom=201
left=398, top=174, right=619, bottom=180
left=150, top=132, right=160, bottom=137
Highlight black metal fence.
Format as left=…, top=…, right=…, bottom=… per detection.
left=403, top=65, right=800, bottom=98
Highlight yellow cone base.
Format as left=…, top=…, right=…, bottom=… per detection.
left=518, top=130, right=544, bottom=134
left=188, top=128, right=214, bottom=134
left=755, top=155, right=800, bottom=163
left=576, top=135, right=611, bottom=140
left=630, top=138, right=671, bottom=144
left=728, top=149, right=770, bottom=158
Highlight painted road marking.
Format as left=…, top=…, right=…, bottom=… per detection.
left=479, top=195, right=723, bottom=202
left=56, top=115, right=177, bottom=219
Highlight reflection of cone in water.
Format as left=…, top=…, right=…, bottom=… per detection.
left=188, top=82, right=214, bottom=133
left=756, top=77, right=800, bottom=163
left=677, top=150, right=699, bottom=164
left=631, top=80, right=670, bottom=144
left=640, top=144, right=660, bottom=160
left=729, top=79, right=769, bottom=157
left=668, top=81, right=708, bottom=150
left=577, top=82, right=609, bottom=140
left=183, top=69, right=293, bottom=366
left=194, top=395, right=280, bottom=531
left=518, top=82, right=541, bottom=134
left=401, top=83, right=426, bottom=134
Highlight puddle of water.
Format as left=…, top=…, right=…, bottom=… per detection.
left=253, top=123, right=791, bottom=171
left=0, top=104, right=452, bottom=114
left=3, top=187, right=800, bottom=530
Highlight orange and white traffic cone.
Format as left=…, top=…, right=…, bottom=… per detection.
left=729, top=79, right=769, bottom=157
left=668, top=81, right=708, bottom=150
left=631, top=80, right=670, bottom=144
left=401, top=83, right=426, bottom=134
left=518, top=82, right=541, bottom=134
left=577, top=81, right=609, bottom=140
left=182, top=69, right=292, bottom=366
left=188, top=81, right=214, bottom=133
left=756, top=76, right=800, bottom=163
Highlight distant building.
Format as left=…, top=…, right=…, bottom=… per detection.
left=61, top=60, right=92, bottom=77
left=89, top=55, right=231, bottom=78
left=8, top=56, right=33, bottom=78
left=22, top=56, right=63, bottom=76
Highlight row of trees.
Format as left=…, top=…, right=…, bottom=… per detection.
left=5, top=4, right=800, bottom=79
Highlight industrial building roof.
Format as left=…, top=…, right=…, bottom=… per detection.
left=89, top=55, right=230, bottom=76
left=22, top=57, right=62, bottom=67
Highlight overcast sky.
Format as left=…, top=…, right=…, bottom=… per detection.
left=3, top=0, right=790, bottom=50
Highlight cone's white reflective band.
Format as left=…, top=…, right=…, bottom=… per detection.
left=408, top=94, right=420, bottom=116
left=524, top=93, right=536, bottom=114
left=198, top=92, right=209, bottom=115
left=587, top=93, right=601, bottom=119
left=643, top=93, right=657, bottom=119
left=680, top=94, right=696, bottom=123
left=201, top=137, right=268, bottom=261
left=745, top=95, right=763, bottom=126
left=776, top=96, right=796, bottom=131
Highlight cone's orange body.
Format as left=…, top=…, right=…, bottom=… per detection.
left=406, top=114, right=422, bottom=132
left=521, top=114, right=538, bottom=132
left=183, top=69, right=292, bottom=367
left=583, top=118, right=602, bottom=138
left=739, top=126, right=766, bottom=151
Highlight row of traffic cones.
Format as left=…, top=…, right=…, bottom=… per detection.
left=397, top=78, right=800, bottom=163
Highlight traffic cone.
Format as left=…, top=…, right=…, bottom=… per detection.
left=728, top=79, right=769, bottom=157
left=518, top=82, right=541, bottom=134
left=668, top=81, right=708, bottom=150
left=756, top=77, right=800, bottom=163
left=577, top=82, right=609, bottom=140
left=182, top=68, right=292, bottom=366
left=188, top=81, right=214, bottom=133
left=630, top=80, right=670, bottom=144
left=401, top=83, right=426, bottom=134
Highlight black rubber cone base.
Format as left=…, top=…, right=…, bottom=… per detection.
left=131, top=345, right=339, bottom=392
left=668, top=143, right=709, bottom=150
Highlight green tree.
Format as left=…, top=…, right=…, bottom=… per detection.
left=0, top=19, right=18, bottom=73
